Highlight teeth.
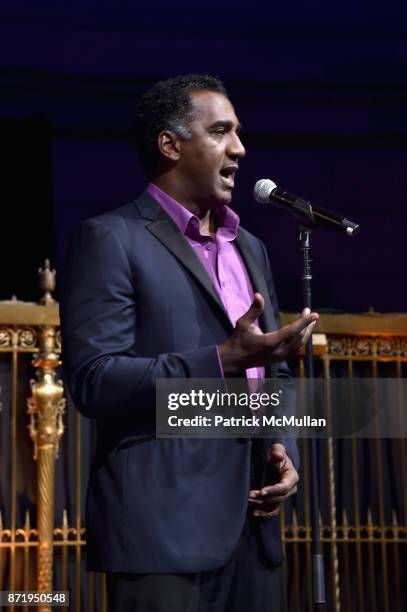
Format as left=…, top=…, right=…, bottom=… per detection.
left=222, top=175, right=234, bottom=187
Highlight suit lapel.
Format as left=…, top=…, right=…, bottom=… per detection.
left=144, top=205, right=231, bottom=327
left=234, top=230, right=280, bottom=378
left=234, top=229, right=277, bottom=333
left=135, top=192, right=276, bottom=334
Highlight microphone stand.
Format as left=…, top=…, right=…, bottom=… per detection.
left=299, top=226, right=326, bottom=610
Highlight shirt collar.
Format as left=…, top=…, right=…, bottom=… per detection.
left=147, top=182, right=240, bottom=241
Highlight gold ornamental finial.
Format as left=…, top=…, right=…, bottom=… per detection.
left=27, top=326, right=65, bottom=459
left=38, top=259, right=56, bottom=305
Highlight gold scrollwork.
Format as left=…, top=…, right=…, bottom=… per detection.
left=353, top=337, right=373, bottom=356
left=0, top=327, right=39, bottom=349
left=19, top=327, right=37, bottom=348
left=0, top=328, right=11, bottom=347
left=377, top=337, right=396, bottom=357
left=328, top=335, right=407, bottom=359
left=329, top=338, right=348, bottom=357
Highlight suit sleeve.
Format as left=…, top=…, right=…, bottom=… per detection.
left=60, top=218, right=221, bottom=419
left=258, top=239, right=300, bottom=470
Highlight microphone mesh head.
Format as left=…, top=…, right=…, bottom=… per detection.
left=253, top=179, right=277, bottom=203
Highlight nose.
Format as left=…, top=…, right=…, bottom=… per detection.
left=229, top=132, right=246, bottom=160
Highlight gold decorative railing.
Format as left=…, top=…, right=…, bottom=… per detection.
left=282, top=312, right=407, bottom=612
left=0, top=267, right=406, bottom=611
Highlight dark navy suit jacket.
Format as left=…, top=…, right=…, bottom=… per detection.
left=60, top=191, right=299, bottom=573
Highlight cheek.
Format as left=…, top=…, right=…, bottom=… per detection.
left=204, top=151, right=221, bottom=173
left=180, top=145, right=220, bottom=181
left=193, top=155, right=218, bottom=180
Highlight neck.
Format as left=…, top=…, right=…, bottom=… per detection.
left=152, top=174, right=208, bottom=219
left=199, top=209, right=217, bottom=237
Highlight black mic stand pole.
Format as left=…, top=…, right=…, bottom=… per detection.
left=299, top=226, right=326, bottom=611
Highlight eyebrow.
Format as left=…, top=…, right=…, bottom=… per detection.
left=208, top=120, right=243, bottom=133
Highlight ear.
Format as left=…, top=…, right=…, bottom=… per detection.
left=157, top=130, right=181, bottom=162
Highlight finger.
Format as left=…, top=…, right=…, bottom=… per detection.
left=260, top=477, right=298, bottom=498
left=261, top=464, right=299, bottom=495
left=258, top=487, right=297, bottom=504
left=268, top=448, right=295, bottom=478
left=250, top=496, right=284, bottom=508
left=262, top=335, right=302, bottom=359
left=276, top=322, right=316, bottom=355
left=267, top=453, right=285, bottom=472
left=275, top=487, right=298, bottom=502
left=268, top=443, right=287, bottom=462
left=253, top=506, right=281, bottom=518
left=248, top=498, right=264, bottom=506
left=292, top=310, right=318, bottom=329
left=237, top=293, right=264, bottom=328
left=248, top=489, right=261, bottom=499
left=260, top=319, right=315, bottom=359
left=270, top=335, right=306, bottom=359
left=291, top=318, right=317, bottom=343
left=263, top=314, right=318, bottom=348
left=257, top=487, right=298, bottom=506
left=302, top=321, right=317, bottom=344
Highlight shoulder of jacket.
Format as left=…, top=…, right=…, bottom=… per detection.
left=85, top=200, right=141, bottom=226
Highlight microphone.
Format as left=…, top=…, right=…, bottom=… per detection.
left=254, top=179, right=360, bottom=236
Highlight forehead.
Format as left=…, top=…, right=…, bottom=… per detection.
left=189, top=90, right=239, bottom=125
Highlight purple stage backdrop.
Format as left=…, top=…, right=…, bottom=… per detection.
left=1, top=1, right=406, bottom=311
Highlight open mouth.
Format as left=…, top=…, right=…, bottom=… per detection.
left=220, top=166, right=238, bottom=189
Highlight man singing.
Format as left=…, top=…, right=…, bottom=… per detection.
left=60, top=74, right=317, bottom=611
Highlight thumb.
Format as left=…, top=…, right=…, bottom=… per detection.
left=241, top=293, right=264, bottom=325
left=268, top=443, right=286, bottom=464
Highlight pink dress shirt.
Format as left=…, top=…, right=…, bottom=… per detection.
left=147, top=183, right=265, bottom=380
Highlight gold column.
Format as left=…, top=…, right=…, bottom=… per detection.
left=26, top=262, right=65, bottom=612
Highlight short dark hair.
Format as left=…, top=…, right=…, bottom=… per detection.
left=134, top=74, right=227, bottom=176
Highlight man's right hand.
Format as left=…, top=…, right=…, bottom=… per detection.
left=217, top=293, right=318, bottom=374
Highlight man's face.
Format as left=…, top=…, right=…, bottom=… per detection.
left=175, top=90, right=246, bottom=210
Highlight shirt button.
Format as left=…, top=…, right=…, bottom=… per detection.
left=205, top=243, right=214, bottom=250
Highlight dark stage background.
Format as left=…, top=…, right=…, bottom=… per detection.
left=1, top=1, right=406, bottom=312
left=1, top=4, right=407, bottom=610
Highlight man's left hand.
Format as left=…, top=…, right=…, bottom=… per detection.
left=248, top=443, right=299, bottom=518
